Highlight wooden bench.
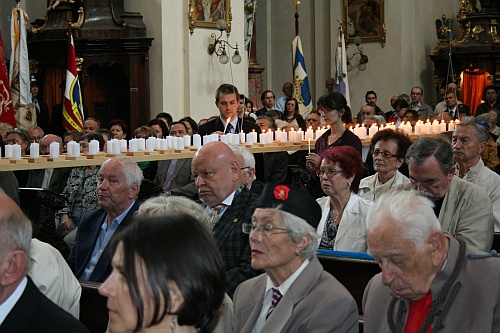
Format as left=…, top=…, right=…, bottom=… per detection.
left=79, top=281, right=108, bottom=333
left=318, top=253, right=381, bottom=315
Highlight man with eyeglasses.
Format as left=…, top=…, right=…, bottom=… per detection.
left=395, top=137, right=493, bottom=252
left=191, top=141, right=260, bottom=298
left=233, top=183, right=358, bottom=333
left=26, top=134, right=71, bottom=194
left=409, top=86, right=433, bottom=120
left=257, top=90, right=276, bottom=116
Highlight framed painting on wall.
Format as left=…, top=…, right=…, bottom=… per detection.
left=188, top=0, right=232, bottom=35
left=343, top=0, right=386, bottom=47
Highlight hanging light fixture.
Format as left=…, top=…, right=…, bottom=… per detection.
left=208, top=19, right=242, bottom=65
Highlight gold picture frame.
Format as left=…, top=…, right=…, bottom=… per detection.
left=343, top=0, right=386, bottom=47
left=188, top=0, right=232, bottom=35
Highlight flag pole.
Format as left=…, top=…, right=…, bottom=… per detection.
left=294, top=1, right=300, bottom=37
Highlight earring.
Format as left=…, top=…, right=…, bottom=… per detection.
left=347, top=182, right=351, bottom=188
left=170, top=315, right=177, bottom=333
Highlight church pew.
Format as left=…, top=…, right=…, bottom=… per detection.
left=317, top=251, right=380, bottom=315
left=79, top=281, right=108, bottom=333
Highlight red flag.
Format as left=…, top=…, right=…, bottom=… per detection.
left=62, top=34, right=84, bottom=132
left=0, top=29, right=16, bottom=128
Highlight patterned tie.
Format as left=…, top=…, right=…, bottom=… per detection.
left=210, top=205, right=226, bottom=229
left=266, top=288, right=283, bottom=320
left=225, top=123, right=234, bottom=134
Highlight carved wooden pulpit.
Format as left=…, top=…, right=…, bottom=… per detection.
left=28, top=0, right=153, bottom=132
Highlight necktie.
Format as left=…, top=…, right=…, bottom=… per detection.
left=449, top=109, right=455, bottom=119
left=404, top=291, right=432, bottom=333
left=225, top=123, right=234, bottom=134
left=210, top=205, right=226, bottom=229
left=266, top=288, right=282, bottom=320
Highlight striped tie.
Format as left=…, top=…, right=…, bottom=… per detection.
left=266, top=288, right=282, bottom=320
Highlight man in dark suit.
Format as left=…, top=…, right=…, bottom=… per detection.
left=26, top=134, right=71, bottom=194
left=153, top=122, right=196, bottom=198
left=67, top=157, right=142, bottom=283
left=256, top=90, right=276, bottom=116
left=192, top=141, right=259, bottom=298
left=0, top=193, right=88, bottom=332
left=31, top=81, right=50, bottom=134
left=198, top=83, right=260, bottom=136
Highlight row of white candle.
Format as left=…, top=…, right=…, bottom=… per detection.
left=350, top=120, right=461, bottom=139
left=4, top=144, right=22, bottom=160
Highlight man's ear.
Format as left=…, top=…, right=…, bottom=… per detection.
left=428, top=231, right=447, bottom=267
left=230, top=160, right=239, bottom=182
left=0, top=250, right=28, bottom=287
left=129, top=184, right=140, bottom=199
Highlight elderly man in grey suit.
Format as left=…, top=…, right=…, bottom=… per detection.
left=232, top=183, right=358, bottom=333
left=363, top=190, right=500, bottom=332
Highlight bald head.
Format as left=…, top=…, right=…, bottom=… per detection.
left=40, top=134, right=63, bottom=155
left=192, top=142, right=242, bottom=207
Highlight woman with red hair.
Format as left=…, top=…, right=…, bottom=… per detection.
left=316, top=145, right=373, bottom=252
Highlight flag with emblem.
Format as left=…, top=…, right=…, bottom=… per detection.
left=292, top=35, right=312, bottom=117
left=9, top=6, right=35, bottom=129
left=0, top=26, right=16, bottom=128
left=62, top=34, right=84, bottom=132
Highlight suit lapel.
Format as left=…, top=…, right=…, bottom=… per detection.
left=240, top=277, right=267, bottom=333
left=213, top=187, right=250, bottom=245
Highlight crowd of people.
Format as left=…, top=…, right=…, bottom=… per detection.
left=0, top=80, right=500, bottom=332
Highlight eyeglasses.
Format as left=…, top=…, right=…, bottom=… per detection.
left=371, top=149, right=399, bottom=159
left=242, top=223, right=289, bottom=236
left=316, top=167, right=342, bottom=177
left=240, top=166, right=250, bottom=170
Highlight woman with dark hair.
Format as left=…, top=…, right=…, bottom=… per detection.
left=99, top=213, right=226, bottom=333
left=148, top=119, right=169, bottom=138
left=282, top=97, right=306, bottom=131
left=109, top=119, right=129, bottom=140
left=316, top=146, right=372, bottom=252
left=180, top=116, right=199, bottom=136
left=358, top=129, right=412, bottom=201
left=306, top=92, right=362, bottom=173
left=387, top=99, right=409, bottom=127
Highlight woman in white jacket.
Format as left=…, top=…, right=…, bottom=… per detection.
left=359, top=128, right=412, bottom=201
left=316, top=146, right=373, bottom=252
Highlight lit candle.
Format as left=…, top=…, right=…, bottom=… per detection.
left=305, top=126, right=314, bottom=140
left=266, top=129, right=273, bottom=143
left=223, top=117, right=231, bottom=134
left=368, top=124, right=378, bottom=138
left=239, top=130, right=246, bottom=144
left=448, top=120, right=455, bottom=132
left=251, top=130, right=257, bottom=143
left=308, top=138, right=311, bottom=153
left=440, top=120, right=447, bottom=133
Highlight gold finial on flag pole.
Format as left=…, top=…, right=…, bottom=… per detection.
left=293, top=1, right=301, bottom=36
